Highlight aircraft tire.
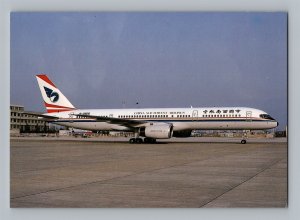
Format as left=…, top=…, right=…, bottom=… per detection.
left=151, top=138, right=156, bottom=143
left=129, top=138, right=136, bottom=144
left=144, top=137, right=149, bottom=143
left=136, top=138, right=143, bottom=144
left=241, top=139, right=247, bottom=144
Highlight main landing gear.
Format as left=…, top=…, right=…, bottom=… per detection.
left=129, top=137, right=157, bottom=144
left=129, top=138, right=143, bottom=144
left=129, top=128, right=157, bottom=144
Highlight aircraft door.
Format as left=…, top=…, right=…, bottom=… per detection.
left=246, top=111, right=252, bottom=121
left=192, top=110, right=198, bottom=121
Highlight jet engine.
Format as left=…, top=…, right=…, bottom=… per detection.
left=140, top=124, right=173, bottom=139
left=173, top=130, right=192, bottom=138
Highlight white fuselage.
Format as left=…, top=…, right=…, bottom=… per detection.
left=45, top=107, right=278, bottom=132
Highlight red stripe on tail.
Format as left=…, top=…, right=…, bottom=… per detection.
left=44, top=102, right=76, bottom=109
left=47, top=109, right=74, bottom=113
left=36, top=74, right=57, bottom=88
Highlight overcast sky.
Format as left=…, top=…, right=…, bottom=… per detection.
left=10, top=12, right=287, bottom=129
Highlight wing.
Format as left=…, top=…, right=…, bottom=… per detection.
left=73, top=114, right=147, bottom=128
left=22, top=111, right=59, bottom=120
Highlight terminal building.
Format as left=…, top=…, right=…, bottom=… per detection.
left=10, top=104, right=50, bottom=133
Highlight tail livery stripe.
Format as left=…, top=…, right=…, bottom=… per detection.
left=46, top=107, right=75, bottom=110
left=47, top=109, right=75, bottom=113
left=44, top=102, right=75, bottom=109
left=36, top=74, right=76, bottom=113
left=36, top=74, right=57, bottom=88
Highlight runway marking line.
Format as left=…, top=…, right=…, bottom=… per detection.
left=200, top=157, right=286, bottom=207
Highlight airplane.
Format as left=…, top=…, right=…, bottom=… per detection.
left=30, top=74, right=278, bottom=144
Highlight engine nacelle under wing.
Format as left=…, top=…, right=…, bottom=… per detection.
left=140, top=124, right=173, bottom=139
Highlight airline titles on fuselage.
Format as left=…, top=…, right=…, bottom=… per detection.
left=134, top=111, right=185, bottom=115
left=70, top=109, right=244, bottom=119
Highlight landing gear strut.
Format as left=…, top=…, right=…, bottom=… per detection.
left=129, top=128, right=157, bottom=144
left=241, top=130, right=249, bottom=144
left=129, top=129, right=143, bottom=144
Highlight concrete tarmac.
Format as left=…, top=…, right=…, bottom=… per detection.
left=10, top=137, right=287, bottom=208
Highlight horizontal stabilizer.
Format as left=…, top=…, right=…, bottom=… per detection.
left=22, top=111, right=59, bottom=120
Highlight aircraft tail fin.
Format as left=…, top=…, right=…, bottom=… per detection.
left=36, top=74, right=76, bottom=113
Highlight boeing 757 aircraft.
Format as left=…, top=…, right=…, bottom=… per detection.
left=31, top=74, right=278, bottom=144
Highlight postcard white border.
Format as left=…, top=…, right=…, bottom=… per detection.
left=1, top=0, right=298, bottom=220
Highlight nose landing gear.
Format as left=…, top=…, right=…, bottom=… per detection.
left=241, top=130, right=249, bottom=144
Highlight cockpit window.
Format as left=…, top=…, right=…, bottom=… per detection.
left=260, top=114, right=275, bottom=120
